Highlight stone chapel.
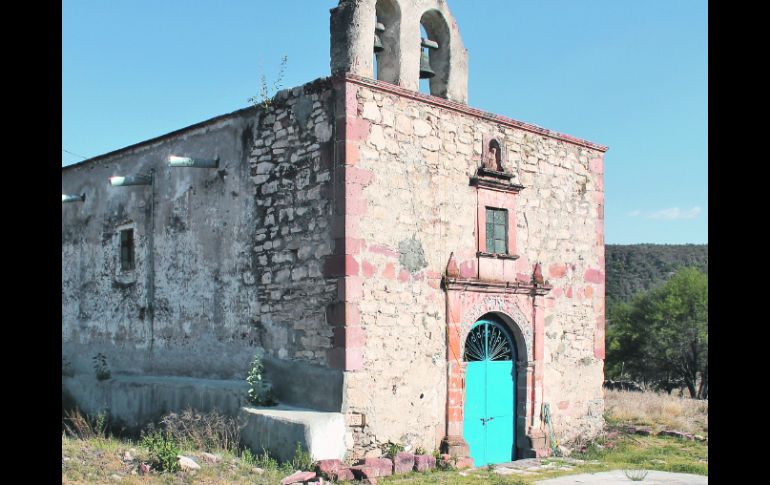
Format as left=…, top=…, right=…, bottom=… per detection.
left=62, top=0, right=607, bottom=465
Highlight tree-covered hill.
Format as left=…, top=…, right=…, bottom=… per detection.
left=605, top=244, right=708, bottom=303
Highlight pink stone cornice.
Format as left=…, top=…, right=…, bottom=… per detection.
left=443, top=277, right=552, bottom=296
left=470, top=176, right=525, bottom=194
left=342, top=74, right=609, bottom=153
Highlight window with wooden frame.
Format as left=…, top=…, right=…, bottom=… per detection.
left=485, top=207, right=508, bottom=255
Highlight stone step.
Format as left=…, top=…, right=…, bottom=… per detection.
left=239, top=404, right=346, bottom=462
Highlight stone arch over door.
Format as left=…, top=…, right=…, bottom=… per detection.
left=444, top=290, right=544, bottom=461
left=459, top=296, right=533, bottom=363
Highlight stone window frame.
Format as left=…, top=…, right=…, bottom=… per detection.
left=476, top=189, right=519, bottom=261
left=472, top=135, right=521, bottom=261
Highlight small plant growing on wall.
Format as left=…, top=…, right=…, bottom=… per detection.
left=246, top=354, right=277, bottom=406
left=92, top=353, right=111, bottom=380
left=248, top=54, right=288, bottom=110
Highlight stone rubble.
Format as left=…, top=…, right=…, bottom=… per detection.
left=200, top=452, right=220, bottom=463
left=393, top=452, right=415, bottom=474
left=280, top=470, right=317, bottom=485
left=177, top=455, right=201, bottom=471
left=413, top=454, right=436, bottom=471
left=362, top=457, right=393, bottom=476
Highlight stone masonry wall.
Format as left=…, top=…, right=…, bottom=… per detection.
left=249, top=80, right=339, bottom=366
left=62, top=79, right=339, bottom=386
left=339, top=77, right=606, bottom=458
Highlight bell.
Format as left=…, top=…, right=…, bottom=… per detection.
left=419, top=50, right=435, bottom=79
left=373, top=22, right=385, bottom=53
left=419, top=38, right=439, bottom=79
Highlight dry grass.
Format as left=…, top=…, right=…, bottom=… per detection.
left=61, top=408, right=303, bottom=484
left=63, top=408, right=108, bottom=440
left=159, top=408, right=241, bottom=453
left=61, top=434, right=291, bottom=485
left=604, top=389, right=708, bottom=436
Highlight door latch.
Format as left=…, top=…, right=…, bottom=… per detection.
left=480, top=417, right=495, bottom=425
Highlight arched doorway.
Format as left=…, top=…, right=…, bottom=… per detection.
left=462, top=314, right=516, bottom=465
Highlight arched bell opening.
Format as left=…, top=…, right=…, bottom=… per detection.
left=419, top=9, right=450, bottom=98
left=374, top=0, right=401, bottom=84
left=418, top=24, right=432, bottom=95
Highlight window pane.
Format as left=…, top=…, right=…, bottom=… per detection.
left=485, top=208, right=509, bottom=254
left=120, top=229, right=134, bottom=271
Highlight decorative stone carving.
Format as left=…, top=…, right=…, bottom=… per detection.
left=459, top=295, right=534, bottom=362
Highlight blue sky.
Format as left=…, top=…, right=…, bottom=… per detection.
left=62, top=0, right=707, bottom=244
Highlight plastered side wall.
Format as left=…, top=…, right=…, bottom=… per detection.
left=62, top=80, right=341, bottom=400
left=339, top=78, right=606, bottom=457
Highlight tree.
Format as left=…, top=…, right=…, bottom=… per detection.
left=606, top=267, right=708, bottom=398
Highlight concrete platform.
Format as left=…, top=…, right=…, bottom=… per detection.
left=63, top=374, right=346, bottom=462
left=62, top=375, right=247, bottom=429
left=239, top=404, right=346, bottom=462
left=534, top=470, right=708, bottom=484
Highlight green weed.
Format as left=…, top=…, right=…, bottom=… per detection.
left=384, top=441, right=405, bottom=458
left=291, top=441, right=313, bottom=471
left=141, top=430, right=181, bottom=473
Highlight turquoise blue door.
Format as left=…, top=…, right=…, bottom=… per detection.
left=463, top=318, right=516, bottom=466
